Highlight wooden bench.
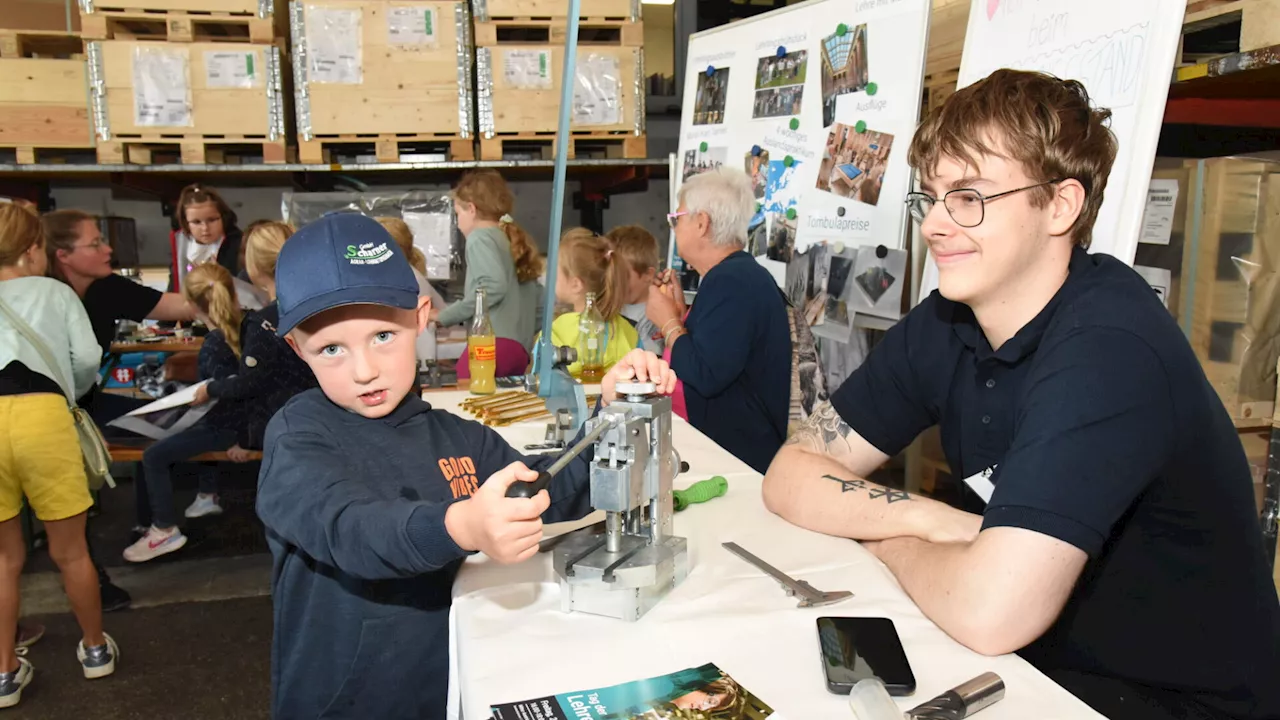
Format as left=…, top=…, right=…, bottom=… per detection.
left=108, top=443, right=262, bottom=464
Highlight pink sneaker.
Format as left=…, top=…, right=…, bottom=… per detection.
left=122, top=526, right=187, bottom=563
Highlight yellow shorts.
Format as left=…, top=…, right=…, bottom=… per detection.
left=0, top=394, right=94, bottom=523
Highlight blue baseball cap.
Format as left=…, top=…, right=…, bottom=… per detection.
left=274, top=213, right=419, bottom=336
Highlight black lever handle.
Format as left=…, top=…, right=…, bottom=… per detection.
left=506, top=471, right=554, bottom=499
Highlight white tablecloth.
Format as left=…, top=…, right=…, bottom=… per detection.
left=428, top=390, right=1103, bottom=720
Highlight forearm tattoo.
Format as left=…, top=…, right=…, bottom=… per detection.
left=787, top=401, right=854, bottom=454
left=823, top=474, right=912, bottom=503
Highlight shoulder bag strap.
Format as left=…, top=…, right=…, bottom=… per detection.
left=0, top=294, right=76, bottom=405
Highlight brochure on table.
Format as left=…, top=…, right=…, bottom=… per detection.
left=918, top=0, right=1188, bottom=300
left=107, top=380, right=215, bottom=440
left=673, top=0, right=930, bottom=326
left=490, top=662, right=779, bottom=720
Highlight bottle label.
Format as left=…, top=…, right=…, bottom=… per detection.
left=471, top=344, right=496, bottom=362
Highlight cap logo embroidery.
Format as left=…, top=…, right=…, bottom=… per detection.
left=345, top=242, right=392, bottom=265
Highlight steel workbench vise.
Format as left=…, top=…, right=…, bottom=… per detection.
left=551, top=381, right=689, bottom=621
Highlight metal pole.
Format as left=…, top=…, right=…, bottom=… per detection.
left=532, top=0, right=581, bottom=395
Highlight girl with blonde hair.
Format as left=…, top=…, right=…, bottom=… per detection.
left=546, top=228, right=639, bottom=378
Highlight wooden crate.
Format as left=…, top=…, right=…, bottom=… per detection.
left=476, top=44, right=643, bottom=154
left=473, top=18, right=643, bottom=47
left=291, top=0, right=474, bottom=160
left=81, top=0, right=287, bottom=43
left=471, top=0, right=638, bottom=22
left=1181, top=0, right=1280, bottom=62
left=0, top=30, right=95, bottom=162
left=1178, top=158, right=1280, bottom=424
left=88, top=39, right=288, bottom=163
left=2, top=0, right=82, bottom=32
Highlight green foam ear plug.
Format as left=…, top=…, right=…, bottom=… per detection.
left=674, top=476, right=728, bottom=512
left=866, top=82, right=878, bottom=96
left=855, top=120, right=867, bottom=133
left=699, top=141, right=708, bottom=152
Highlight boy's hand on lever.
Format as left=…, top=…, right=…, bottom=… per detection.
left=445, top=462, right=550, bottom=564
left=602, top=350, right=678, bottom=406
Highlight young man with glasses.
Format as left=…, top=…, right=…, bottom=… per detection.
left=762, top=69, right=1280, bottom=719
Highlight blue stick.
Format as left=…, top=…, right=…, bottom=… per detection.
left=531, top=0, right=584, bottom=420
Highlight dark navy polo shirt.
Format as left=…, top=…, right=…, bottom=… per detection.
left=831, top=247, right=1280, bottom=720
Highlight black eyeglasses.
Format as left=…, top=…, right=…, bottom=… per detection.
left=904, top=179, right=1064, bottom=228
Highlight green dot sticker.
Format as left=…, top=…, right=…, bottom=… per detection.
left=786, top=208, right=797, bottom=220
left=699, top=141, right=708, bottom=152
left=789, top=118, right=800, bottom=130
left=836, top=23, right=848, bottom=36
left=756, top=202, right=763, bottom=213
left=783, top=155, right=794, bottom=167
left=866, top=82, right=878, bottom=96
left=855, top=120, right=867, bottom=133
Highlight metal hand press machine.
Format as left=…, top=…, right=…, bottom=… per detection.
left=507, top=381, right=689, bottom=621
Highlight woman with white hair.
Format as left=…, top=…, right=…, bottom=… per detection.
left=647, top=167, right=791, bottom=473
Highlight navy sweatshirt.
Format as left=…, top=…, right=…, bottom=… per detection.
left=671, top=251, right=790, bottom=473
left=256, top=389, right=595, bottom=720
left=202, top=308, right=318, bottom=449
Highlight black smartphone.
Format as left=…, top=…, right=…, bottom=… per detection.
left=816, top=616, right=917, bottom=696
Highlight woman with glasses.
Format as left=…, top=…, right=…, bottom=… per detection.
left=44, top=210, right=194, bottom=356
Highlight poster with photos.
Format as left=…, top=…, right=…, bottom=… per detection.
left=676, top=0, right=930, bottom=289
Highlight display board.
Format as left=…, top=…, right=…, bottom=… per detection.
left=673, top=0, right=931, bottom=325
left=919, top=0, right=1187, bottom=301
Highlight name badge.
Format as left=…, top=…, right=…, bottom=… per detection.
left=962, top=466, right=996, bottom=504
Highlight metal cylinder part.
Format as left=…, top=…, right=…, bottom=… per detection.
left=605, top=512, right=622, bottom=553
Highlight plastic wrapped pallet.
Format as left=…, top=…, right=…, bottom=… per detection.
left=281, top=190, right=462, bottom=283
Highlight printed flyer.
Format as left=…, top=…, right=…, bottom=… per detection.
left=490, top=663, right=776, bottom=720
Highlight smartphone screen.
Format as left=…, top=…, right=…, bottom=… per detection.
left=816, top=617, right=917, bottom=695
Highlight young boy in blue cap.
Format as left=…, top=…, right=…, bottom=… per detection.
left=257, top=213, right=675, bottom=720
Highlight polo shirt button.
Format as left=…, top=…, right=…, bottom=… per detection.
left=981, top=414, right=991, bottom=424
left=985, top=378, right=996, bottom=388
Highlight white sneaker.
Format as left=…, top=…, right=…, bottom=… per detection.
left=122, top=526, right=187, bottom=563
left=77, top=633, right=118, bottom=680
left=184, top=494, right=223, bottom=519
left=0, top=652, right=32, bottom=708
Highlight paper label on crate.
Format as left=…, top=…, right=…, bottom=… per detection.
left=387, top=6, right=437, bottom=47
left=503, top=49, right=552, bottom=89
left=573, top=53, right=621, bottom=126
left=132, top=46, right=193, bottom=127
left=1139, top=178, right=1179, bottom=246
left=306, top=5, right=363, bottom=84
left=204, top=51, right=261, bottom=88
left=1134, top=265, right=1172, bottom=308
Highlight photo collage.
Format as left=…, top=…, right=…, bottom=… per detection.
left=787, top=241, right=908, bottom=340
left=753, top=50, right=808, bottom=119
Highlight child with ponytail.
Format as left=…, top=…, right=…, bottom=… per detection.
left=436, top=170, right=543, bottom=377
left=545, top=228, right=639, bottom=378
left=124, top=263, right=282, bottom=562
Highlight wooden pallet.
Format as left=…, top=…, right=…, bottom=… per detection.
left=0, top=29, right=84, bottom=59
left=1181, top=0, right=1280, bottom=63
left=479, top=132, right=645, bottom=161
left=0, top=146, right=100, bottom=164
left=81, top=8, right=277, bottom=43
left=96, top=136, right=288, bottom=164
left=475, top=0, right=635, bottom=21
left=299, top=134, right=475, bottom=164
left=474, top=18, right=643, bottom=47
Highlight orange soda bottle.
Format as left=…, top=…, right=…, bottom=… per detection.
left=468, top=288, right=497, bottom=395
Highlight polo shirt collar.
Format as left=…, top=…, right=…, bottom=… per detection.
left=951, top=246, right=1092, bottom=364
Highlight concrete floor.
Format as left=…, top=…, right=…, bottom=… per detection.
left=14, top=466, right=276, bottom=718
